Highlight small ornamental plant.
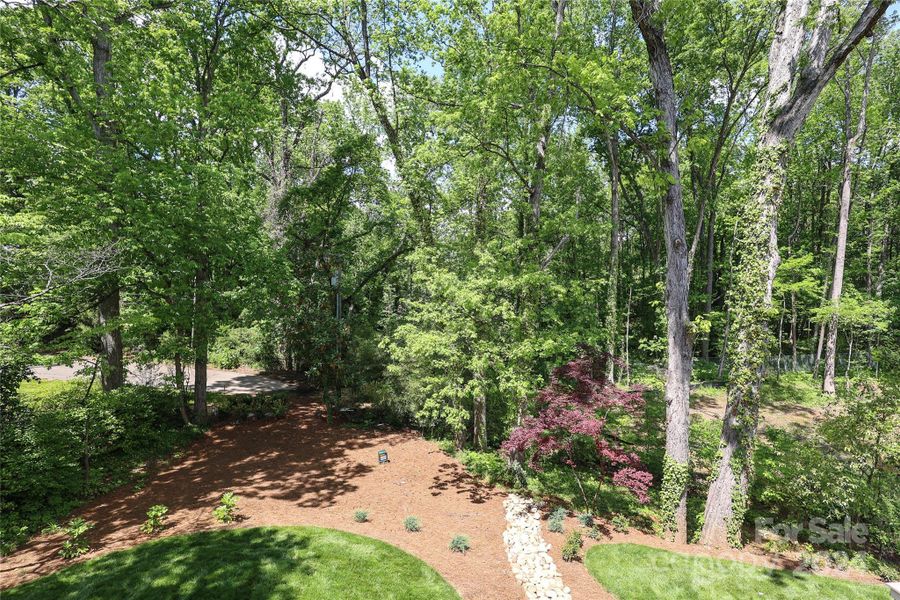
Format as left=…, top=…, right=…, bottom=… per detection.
left=610, top=513, right=630, bottom=534
left=140, top=504, right=169, bottom=535
left=404, top=516, right=421, bottom=532
left=548, top=516, right=565, bottom=533
left=212, top=492, right=239, bottom=523
left=561, top=530, right=583, bottom=562
left=586, top=526, right=601, bottom=540
left=502, top=348, right=652, bottom=508
left=449, top=535, right=470, bottom=554
left=59, top=518, right=92, bottom=559
left=353, top=510, right=369, bottom=523
left=548, top=506, right=566, bottom=533
left=577, top=512, right=594, bottom=527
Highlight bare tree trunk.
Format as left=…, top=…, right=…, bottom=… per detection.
left=606, top=133, right=621, bottom=382
left=790, top=291, right=798, bottom=370
left=824, top=40, right=875, bottom=394
left=99, top=283, right=124, bottom=391
left=192, top=259, right=210, bottom=425
left=174, top=351, right=190, bottom=425
left=631, top=0, right=692, bottom=544
left=699, top=0, right=889, bottom=548
left=92, top=25, right=125, bottom=391
left=702, top=205, right=716, bottom=360
left=473, top=370, right=487, bottom=451
left=813, top=272, right=830, bottom=376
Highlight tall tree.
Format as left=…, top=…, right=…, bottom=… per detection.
left=630, top=0, right=692, bottom=544
left=700, top=0, right=892, bottom=548
left=822, top=39, right=877, bottom=394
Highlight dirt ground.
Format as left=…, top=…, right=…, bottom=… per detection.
left=0, top=393, right=879, bottom=599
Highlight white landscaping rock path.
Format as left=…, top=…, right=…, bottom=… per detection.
left=503, top=494, right=572, bottom=600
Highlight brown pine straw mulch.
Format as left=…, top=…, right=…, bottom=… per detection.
left=0, top=394, right=882, bottom=598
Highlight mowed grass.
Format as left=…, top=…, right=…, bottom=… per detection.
left=5, top=527, right=460, bottom=600
left=585, top=543, right=888, bottom=600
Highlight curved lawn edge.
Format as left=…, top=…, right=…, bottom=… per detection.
left=4, top=526, right=461, bottom=600
left=585, top=543, right=889, bottom=600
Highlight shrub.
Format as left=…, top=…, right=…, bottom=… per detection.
left=586, top=526, right=601, bottom=540
left=353, top=510, right=369, bottom=523
left=827, top=550, right=850, bottom=571
left=610, top=513, right=630, bottom=534
left=501, top=349, right=653, bottom=507
left=212, top=492, right=239, bottom=523
left=449, top=535, right=470, bottom=554
left=561, top=530, right=583, bottom=562
left=1, top=382, right=198, bottom=554
left=404, top=516, right=421, bottom=532
left=548, top=507, right=566, bottom=533
left=59, top=518, right=92, bottom=559
left=576, top=512, right=594, bottom=527
left=458, top=450, right=515, bottom=486
left=213, top=393, right=288, bottom=420
left=140, top=505, right=168, bottom=535
left=799, top=545, right=826, bottom=571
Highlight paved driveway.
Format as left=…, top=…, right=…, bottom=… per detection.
left=31, top=362, right=295, bottom=395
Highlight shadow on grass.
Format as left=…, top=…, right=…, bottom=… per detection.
left=5, top=527, right=459, bottom=600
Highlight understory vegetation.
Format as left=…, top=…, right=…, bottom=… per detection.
left=1, top=379, right=199, bottom=554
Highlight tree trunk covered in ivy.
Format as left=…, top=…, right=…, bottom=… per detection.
left=699, top=0, right=890, bottom=548
left=631, top=0, right=692, bottom=544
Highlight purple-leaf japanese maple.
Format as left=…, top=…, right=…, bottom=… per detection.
left=502, top=348, right=652, bottom=505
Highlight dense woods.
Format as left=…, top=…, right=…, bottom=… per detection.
left=1, top=0, right=898, bottom=580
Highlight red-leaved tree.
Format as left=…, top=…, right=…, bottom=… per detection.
left=502, top=348, right=652, bottom=507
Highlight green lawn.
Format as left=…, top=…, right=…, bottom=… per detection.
left=6, top=527, right=460, bottom=600
left=585, top=543, right=888, bottom=600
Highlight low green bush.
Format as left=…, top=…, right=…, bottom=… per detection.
left=353, top=510, right=369, bottom=523
left=212, top=492, right=239, bottom=523
left=213, top=393, right=288, bottom=420
left=404, top=516, right=421, bottom=532
left=457, top=450, right=515, bottom=486
left=576, top=512, right=594, bottom=527
left=140, top=505, right=168, bottom=535
left=59, top=518, right=92, bottom=559
left=449, top=535, right=470, bottom=554
left=1, top=382, right=199, bottom=554
left=548, top=506, right=566, bottom=533
left=610, top=513, right=630, bottom=534
left=561, top=530, right=583, bottom=562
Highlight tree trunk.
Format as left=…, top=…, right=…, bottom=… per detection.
left=98, top=283, right=124, bottom=391
left=174, top=352, right=191, bottom=425
left=631, top=0, right=692, bottom=544
left=790, top=291, right=798, bottom=370
left=699, top=0, right=889, bottom=548
left=823, top=40, right=875, bottom=394
left=192, top=260, right=210, bottom=425
left=605, top=133, right=621, bottom=382
left=702, top=205, right=716, bottom=361
left=92, top=24, right=125, bottom=391
left=473, top=370, right=487, bottom=451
